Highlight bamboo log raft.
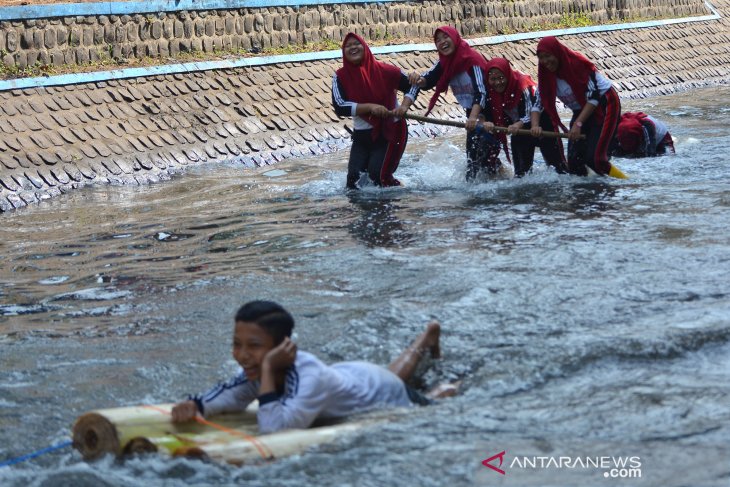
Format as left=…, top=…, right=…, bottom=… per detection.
left=72, top=403, right=369, bottom=465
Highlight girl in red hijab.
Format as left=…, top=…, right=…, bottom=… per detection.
left=408, top=26, right=501, bottom=181
left=332, top=33, right=419, bottom=189
left=530, top=36, right=625, bottom=178
left=480, top=57, right=566, bottom=177
left=611, top=112, right=675, bottom=158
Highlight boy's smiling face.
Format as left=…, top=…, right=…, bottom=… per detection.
left=232, top=321, right=276, bottom=381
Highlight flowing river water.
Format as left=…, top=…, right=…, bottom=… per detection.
left=1, top=87, right=729, bottom=486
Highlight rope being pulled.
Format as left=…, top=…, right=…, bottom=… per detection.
left=403, top=112, right=629, bottom=178
left=403, top=113, right=582, bottom=139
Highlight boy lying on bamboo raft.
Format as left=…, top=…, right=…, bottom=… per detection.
left=172, top=301, right=457, bottom=434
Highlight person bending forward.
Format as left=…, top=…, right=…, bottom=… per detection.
left=531, top=36, right=622, bottom=177
left=612, top=112, right=675, bottom=158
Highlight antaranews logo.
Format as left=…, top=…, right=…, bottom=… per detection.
left=482, top=451, right=506, bottom=475
left=482, top=451, right=642, bottom=479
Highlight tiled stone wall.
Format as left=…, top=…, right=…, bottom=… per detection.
left=0, top=0, right=710, bottom=69
left=0, top=0, right=729, bottom=211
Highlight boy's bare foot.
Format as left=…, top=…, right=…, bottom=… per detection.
left=387, top=320, right=443, bottom=383
left=424, top=321, right=441, bottom=359
left=426, top=380, right=461, bottom=399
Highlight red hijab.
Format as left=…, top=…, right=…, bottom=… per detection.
left=336, top=33, right=403, bottom=140
left=536, top=36, right=597, bottom=131
left=484, top=58, right=536, bottom=128
left=616, top=112, right=649, bottom=153
left=425, top=26, right=489, bottom=116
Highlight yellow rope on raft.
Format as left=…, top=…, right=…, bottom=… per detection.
left=142, top=404, right=275, bottom=460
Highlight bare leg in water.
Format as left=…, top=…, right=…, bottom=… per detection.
left=387, top=321, right=458, bottom=399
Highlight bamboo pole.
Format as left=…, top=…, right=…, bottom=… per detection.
left=404, top=112, right=629, bottom=178
left=404, top=113, right=583, bottom=140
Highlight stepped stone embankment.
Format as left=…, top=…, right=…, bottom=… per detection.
left=0, top=0, right=729, bottom=212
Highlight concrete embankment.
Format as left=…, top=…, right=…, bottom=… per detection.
left=0, top=0, right=729, bottom=211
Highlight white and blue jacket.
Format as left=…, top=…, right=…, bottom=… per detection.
left=191, top=351, right=412, bottom=434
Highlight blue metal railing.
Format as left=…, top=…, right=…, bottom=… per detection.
left=1, top=0, right=400, bottom=21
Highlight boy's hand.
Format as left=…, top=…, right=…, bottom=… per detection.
left=482, top=121, right=495, bottom=133
left=262, top=337, right=297, bottom=372
left=171, top=400, right=198, bottom=423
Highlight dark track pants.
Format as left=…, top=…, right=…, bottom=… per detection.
left=567, top=87, right=621, bottom=176
left=347, top=128, right=407, bottom=189
left=511, top=111, right=566, bottom=177
left=466, top=129, right=502, bottom=181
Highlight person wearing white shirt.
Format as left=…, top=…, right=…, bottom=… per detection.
left=172, top=301, right=457, bottom=433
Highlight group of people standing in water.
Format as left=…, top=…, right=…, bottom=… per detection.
left=332, top=28, right=674, bottom=189
left=169, top=30, right=679, bottom=435
left=167, top=30, right=680, bottom=439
